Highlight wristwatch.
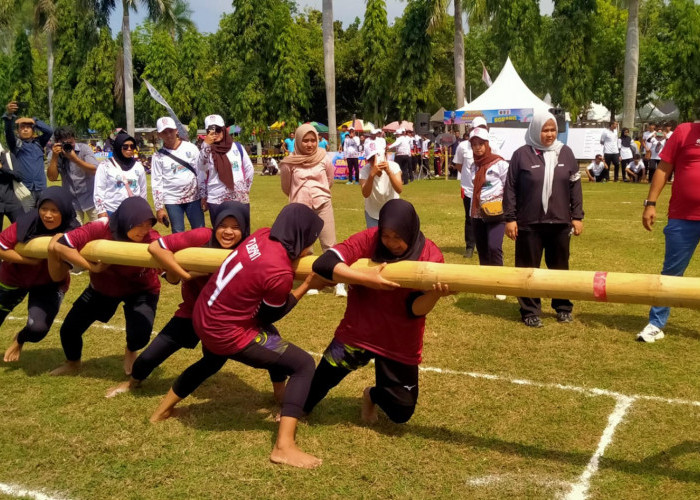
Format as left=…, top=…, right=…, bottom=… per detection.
left=643, top=200, right=656, bottom=207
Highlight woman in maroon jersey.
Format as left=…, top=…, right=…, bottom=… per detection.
left=304, top=199, right=451, bottom=424
left=104, top=201, right=288, bottom=399
left=1, top=187, right=79, bottom=362
left=150, top=203, right=328, bottom=469
left=49, top=197, right=161, bottom=376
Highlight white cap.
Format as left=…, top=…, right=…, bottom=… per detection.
left=365, top=141, right=378, bottom=160
left=469, top=127, right=490, bottom=142
left=471, top=116, right=488, bottom=128
left=371, top=128, right=381, bottom=135
left=156, top=117, right=177, bottom=133
left=204, top=114, right=225, bottom=129
left=348, top=126, right=355, bottom=131
left=396, top=128, right=405, bottom=134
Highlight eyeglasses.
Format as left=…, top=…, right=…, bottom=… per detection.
left=121, top=144, right=136, bottom=151
left=207, top=126, right=224, bottom=134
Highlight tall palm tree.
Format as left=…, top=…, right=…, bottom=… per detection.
left=453, top=0, right=465, bottom=108
left=322, top=0, right=336, bottom=150
left=34, top=0, right=58, bottom=127
left=159, top=0, right=194, bottom=41
left=622, top=0, right=640, bottom=129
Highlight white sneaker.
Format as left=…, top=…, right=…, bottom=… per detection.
left=636, top=323, right=665, bottom=343
left=495, top=294, right=506, bottom=301
left=306, top=289, right=319, bottom=296
left=335, top=283, right=347, bottom=297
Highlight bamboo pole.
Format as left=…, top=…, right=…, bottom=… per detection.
left=14, top=237, right=700, bottom=309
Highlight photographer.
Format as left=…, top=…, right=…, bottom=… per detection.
left=2, top=101, right=53, bottom=206
left=47, top=126, right=99, bottom=223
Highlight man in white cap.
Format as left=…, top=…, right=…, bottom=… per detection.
left=340, top=126, right=361, bottom=184
left=151, top=116, right=205, bottom=233
left=388, top=128, right=413, bottom=184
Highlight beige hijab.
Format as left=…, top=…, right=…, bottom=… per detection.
left=280, top=124, right=327, bottom=169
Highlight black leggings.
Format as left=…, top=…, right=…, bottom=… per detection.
left=172, top=330, right=313, bottom=419
left=346, top=158, right=359, bottom=183
left=60, top=286, right=158, bottom=361
left=0, top=282, right=64, bottom=344
left=304, top=340, right=419, bottom=424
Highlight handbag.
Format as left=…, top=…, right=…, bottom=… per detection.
left=480, top=199, right=504, bottom=223
left=3, top=152, right=33, bottom=210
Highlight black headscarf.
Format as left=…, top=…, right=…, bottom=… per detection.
left=112, top=131, right=137, bottom=171
left=210, top=201, right=250, bottom=248
left=621, top=128, right=632, bottom=148
left=16, top=186, right=80, bottom=242
left=270, top=203, right=323, bottom=260
left=108, top=197, right=156, bottom=241
left=372, top=199, right=426, bottom=263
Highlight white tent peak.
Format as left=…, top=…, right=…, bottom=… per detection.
left=458, top=57, right=550, bottom=113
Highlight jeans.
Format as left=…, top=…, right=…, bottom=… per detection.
left=165, top=199, right=205, bottom=233
left=648, top=219, right=700, bottom=328
left=365, top=210, right=379, bottom=228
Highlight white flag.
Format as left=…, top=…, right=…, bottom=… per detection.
left=143, top=79, right=189, bottom=141
left=481, top=62, right=492, bottom=87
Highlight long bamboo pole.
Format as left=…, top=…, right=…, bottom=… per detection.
left=14, top=237, right=700, bottom=309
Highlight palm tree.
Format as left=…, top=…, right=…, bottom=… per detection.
left=622, top=0, right=640, bottom=129
left=159, top=0, right=194, bottom=41
left=34, top=0, right=58, bottom=127
left=322, top=0, right=336, bottom=150
left=453, top=0, right=465, bottom=108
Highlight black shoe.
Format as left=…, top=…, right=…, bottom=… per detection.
left=557, top=311, right=573, bottom=323
left=464, top=247, right=474, bottom=259
left=523, top=316, right=543, bottom=328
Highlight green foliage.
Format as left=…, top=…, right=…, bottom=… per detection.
left=9, top=30, right=35, bottom=113
left=591, top=0, right=627, bottom=118
left=360, top=0, right=391, bottom=124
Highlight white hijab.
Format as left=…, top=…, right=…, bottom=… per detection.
left=525, top=112, right=564, bottom=214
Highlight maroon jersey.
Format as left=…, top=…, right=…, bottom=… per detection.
left=0, top=223, right=69, bottom=291
left=331, top=227, right=444, bottom=365
left=158, top=227, right=213, bottom=318
left=63, top=219, right=161, bottom=297
left=192, top=228, right=293, bottom=356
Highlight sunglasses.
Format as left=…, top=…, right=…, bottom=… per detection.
left=207, top=125, right=224, bottom=134
left=121, top=144, right=137, bottom=151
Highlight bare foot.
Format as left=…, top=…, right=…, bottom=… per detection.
left=150, top=389, right=183, bottom=423
left=3, top=338, right=22, bottom=362
left=361, top=387, right=378, bottom=424
left=49, top=360, right=81, bottom=376
left=105, top=378, right=140, bottom=398
left=272, top=381, right=286, bottom=405
left=123, top=348, right=138, bottom=376
left=270, top=444, right=322, bottom=469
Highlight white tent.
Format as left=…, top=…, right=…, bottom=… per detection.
left=458, top=57, right=550, bottom=113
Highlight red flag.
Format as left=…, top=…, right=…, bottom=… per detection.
left=481, top=62, right=492, bottom=87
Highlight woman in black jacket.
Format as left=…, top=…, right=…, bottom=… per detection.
left=503, top=111, right=584, bottom=328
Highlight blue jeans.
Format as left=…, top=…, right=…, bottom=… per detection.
left=365, top=210, right=378, bottom=229
left=165, top=200, right=205, bottom=234
left=648, top=219, right=700, bottom=328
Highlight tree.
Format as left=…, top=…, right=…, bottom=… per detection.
left=591, top=0, right=626, bottom=119
left=360, top=0, right=390, bottom=124
left=322, top=0, right=336, bottom=149
left=9, top=31, right=35, bottom=113
left=158, top=0, right=194, bottom=41
left=33, top=0, right=58, bottom=127
left=453, top=0, right=464, bottom=108
left=621, top=0, right=640, bottom=129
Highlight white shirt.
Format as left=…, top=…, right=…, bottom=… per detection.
left=421, top=139, right=430, bottom=155
left=469, top=159, right=509, bottom=218
left=343, top=136, right=361, bottom=158
left=600, top=129, right=620, bottom=154
left=587, top=160, right=606, bottom=176
left=197, top=142, right=254, bottom=204
left=375, top=137, right=387, bottom=153
left=650, top=137, right=666, bottom=161
left=93, top=158, right=148, bottom=214
left=618, top=139, right=634, bottom=160
left=388, top=136, right=412, bottom=156
left=628, top=160, right=645, bottom=173
left=453, top=140, right=474, bottom=196
left=151, top=141, right=204, bottom=210
left=359, top=160, right=402, bottom=219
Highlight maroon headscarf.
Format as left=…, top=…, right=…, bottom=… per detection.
left=211, top=132, right=235, bottom=189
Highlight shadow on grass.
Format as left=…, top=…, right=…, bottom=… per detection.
left=1, top=346, right=65, bottom=376
left=454, top=295, right=520, bottom=321
left=576, top=312, right=700, bottom=341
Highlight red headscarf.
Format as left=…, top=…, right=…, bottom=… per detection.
left=470, top=139, right=503, bottom=217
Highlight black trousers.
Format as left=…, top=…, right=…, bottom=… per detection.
left=346, top=158, right=359, bottom=183
left=462, top=196, right=476, bottom=252
left=172, top=329, right=311, bottom=419
left=515, top=224, right=573, bottom=319
left=0, top=282, right=64, bottom=344
left=304, top=340, right=419, bottom=424
left=621, top=158, right=632, bottom=180
left=605, top=153, right=621, bottom=181
left=396, top=155, right=411, bottom=184
left=60, top=286, right=158, bottom=361
left=0, top=205, right=23, bottom=231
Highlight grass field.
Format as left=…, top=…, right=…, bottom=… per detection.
left=0, top=175, right=699, bottom=500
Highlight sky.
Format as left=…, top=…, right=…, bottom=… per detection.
left=109, top=1, right=556, bottom=36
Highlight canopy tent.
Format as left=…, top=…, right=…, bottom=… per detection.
left=430, top=107, right=446, bottom=125
left=585, top=101, right=680, bottom=123
left=270, top=121, right=286, bottom=130
left=458, top=57, right=550, bottom=115
left=338, top=119, right=375, bottom=132
left=383, top=120, right=414, bottom=133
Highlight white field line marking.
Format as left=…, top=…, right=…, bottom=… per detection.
left=0, top=482, right=66, bottom=500
left=466, top=473, right=571, bottom=489
left=564, top=396, right=635, bottom=500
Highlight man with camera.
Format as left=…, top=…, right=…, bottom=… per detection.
left=2, top=101, right=53, bottom=206
left=47, top=126, right=99, bottom=223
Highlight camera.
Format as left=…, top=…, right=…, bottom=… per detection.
left=62, top=142, right=74, bottom=153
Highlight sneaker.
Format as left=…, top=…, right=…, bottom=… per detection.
left=556, top=311, right=573, bottom=323
left=346, top=181, right=354, bottom=185
left=354, top=181, right=359, bottom=185
left=305, top=289, right=319, bottom=296
left=463, top=247, right=474, bottom=259
left=335, top=283, right=347, bottom=297
left=495, top=294, right=506, bottom=301
left=523, top=316, right=543, bottom=328
left=636, top=323, right=665, bottom=343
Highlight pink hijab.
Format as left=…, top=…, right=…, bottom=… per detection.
left=280, top=124, right=327, bottom=169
